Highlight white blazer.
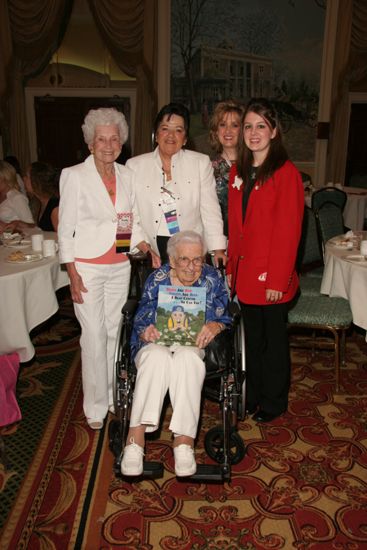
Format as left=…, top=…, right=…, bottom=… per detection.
left=58, top=155, right=147, bottom=263
left=126, top=148, right=226, bottom=255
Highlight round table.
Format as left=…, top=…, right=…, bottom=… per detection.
left=0, top=231, right=69, bottom=361
left=343, top=187, right=367, bottom=231
left=320, top=232, right=367, bottom=340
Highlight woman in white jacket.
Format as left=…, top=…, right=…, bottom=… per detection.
left=126, top=103, right=226, bottom=266
left=58, top=108, right=146, bottom=430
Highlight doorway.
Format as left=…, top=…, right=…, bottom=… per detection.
left=345, top=102, right=367, bottom=187
left=34, top=96, right=131, bottom=170
left=25, top=87, right=136, bottom=169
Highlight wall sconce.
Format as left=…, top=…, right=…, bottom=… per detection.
left=49, top=73, right=63, bottom=86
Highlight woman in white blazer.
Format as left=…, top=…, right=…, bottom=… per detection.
left=126, top=103, right=226, bottom=266
left=58, top=108, right=147, bottom=430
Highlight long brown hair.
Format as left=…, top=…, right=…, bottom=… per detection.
left=237, top=98, right=288, bottom=186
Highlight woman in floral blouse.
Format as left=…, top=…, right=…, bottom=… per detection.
left=209, top=101, right=244, bottom=236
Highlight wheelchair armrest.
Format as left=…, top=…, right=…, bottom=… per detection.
left=121, top=298, right=139, bottom=315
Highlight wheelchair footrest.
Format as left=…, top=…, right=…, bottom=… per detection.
left=118, top=460, right=164, bottom=480
left=187, top=463, right=230, bottom=482
left=143, top=461, right=164, bottom=477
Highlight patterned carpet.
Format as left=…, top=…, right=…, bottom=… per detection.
left=1, top=303, right=367, bottom=548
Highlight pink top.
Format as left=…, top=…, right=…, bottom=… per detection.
left=76, top=174, right=128, bottom=265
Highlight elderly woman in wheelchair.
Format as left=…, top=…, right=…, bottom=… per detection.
left=120, top=230, right=232, bottom=477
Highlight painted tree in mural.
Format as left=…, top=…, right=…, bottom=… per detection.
left=171, top=0, right=210, bottom=113
left=171, top=0, right=237, bottom=113
left=171, top=1, right=283, bottom=112
left=237, top=8, right=283, bottom=55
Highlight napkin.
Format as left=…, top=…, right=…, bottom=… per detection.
left=344, top=230, right=354, bottom=240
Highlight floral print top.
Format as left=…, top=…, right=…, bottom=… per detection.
left=212, top=155, right=233, bottom=236
left=130, top=263, right=232, bottom=359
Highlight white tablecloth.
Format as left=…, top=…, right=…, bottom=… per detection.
left=343, top=187, right=367, bottom=231
left=0, top=231, right=69, bottom=361
left=320, top=232, right=367, bottom=340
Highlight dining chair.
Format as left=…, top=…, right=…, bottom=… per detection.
left=311, top=187, right=347, bottom=212
left=296, top=207, right=324, bottom=296
left=288, top=293, right=353, bottom=393
left=314, top=202, right=345, bottom=257
left=297, top=207, right=324, bottom=272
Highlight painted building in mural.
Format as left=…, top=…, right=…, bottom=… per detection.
left=172, top=44, right=273, bottom=110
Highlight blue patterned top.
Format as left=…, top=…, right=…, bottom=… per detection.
left=212, top=155, right=232, bottom=236
left=131, top=263, right=232, bottom=358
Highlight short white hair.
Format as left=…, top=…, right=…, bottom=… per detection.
left=167, top=230, right=207, bottom=257
left=82, top=107, right=129, bottom=145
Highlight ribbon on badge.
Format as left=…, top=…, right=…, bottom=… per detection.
left=161, top=187, right=180, bottom=235
left=116, top=212, right=133, bottom=252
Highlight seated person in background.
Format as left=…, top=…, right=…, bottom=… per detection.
left=24, top=162, right=60, bottom=231
left=0, top=160, right=35, bottom=233
left=4, top=155, right=27, bottom=195
left=121, top=230, right=232, bottom=477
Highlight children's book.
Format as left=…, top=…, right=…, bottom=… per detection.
left=156, top=285, right=206, bottom=346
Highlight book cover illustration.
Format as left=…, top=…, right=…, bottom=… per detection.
left=156, top=285, right=206, bottom=346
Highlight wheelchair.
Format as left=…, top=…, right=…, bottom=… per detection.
left=108, top=252, right=247, bottom=482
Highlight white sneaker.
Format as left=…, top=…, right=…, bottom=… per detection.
left=121, top=438, right=144, bottom=476
left=174, top=444, right=197, bottom=477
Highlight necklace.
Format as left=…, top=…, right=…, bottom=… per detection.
left=162, top=166, right=172, bottom=180
left=222, top=150, right=236, bottom=167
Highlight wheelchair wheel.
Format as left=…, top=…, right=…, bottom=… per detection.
left=204, top=425, right=245, bottom=465
left=112, top=314, right=126, bottom=413
left=111, top=304, right=137, bottom=473
left=234, top=316, right=247, bottom=421
left=108, top=419, right=122, bottom=458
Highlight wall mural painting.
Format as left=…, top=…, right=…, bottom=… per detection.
left=171, top=0, right=326, bottom=164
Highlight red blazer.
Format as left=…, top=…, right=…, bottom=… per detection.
left=227, top=160, right=304, bottom=305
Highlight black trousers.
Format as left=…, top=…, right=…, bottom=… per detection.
left=157, top=235, right=170, bottom=264
left=240, top=301, right=291, bottom=415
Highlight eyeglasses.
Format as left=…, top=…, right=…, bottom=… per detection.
left=176, top=256, right=204, bottom=268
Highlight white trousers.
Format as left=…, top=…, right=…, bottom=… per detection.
left=130, top=343, right=206, bottom=439
left=73, top=261, right=130, bottom=422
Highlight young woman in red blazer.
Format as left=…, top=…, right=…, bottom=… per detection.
left=227, top=98, right=304, bottom=422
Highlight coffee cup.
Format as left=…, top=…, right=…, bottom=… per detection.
left=31, top=233, right=44, bottom=252
left=360, top=240, right=367, bottom=256
left=326, top=181, right=334, bottom=187
left=42, top=239, right=58, bottom=257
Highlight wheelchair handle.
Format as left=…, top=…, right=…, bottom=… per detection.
left=216, top=257, right=225, bottom=278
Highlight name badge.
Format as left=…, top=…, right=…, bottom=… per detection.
left=161, top=188, right=180, bottom=235
left=116, top=212, right=132, bottom=253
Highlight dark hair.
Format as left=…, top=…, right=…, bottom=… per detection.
left=237, top=97, right=288, bottom=186
left=4, top=155, right=21, bottom=175
left=153, top=103, right=190, bottom=141
left=30, top=161, right=59, bottom=198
